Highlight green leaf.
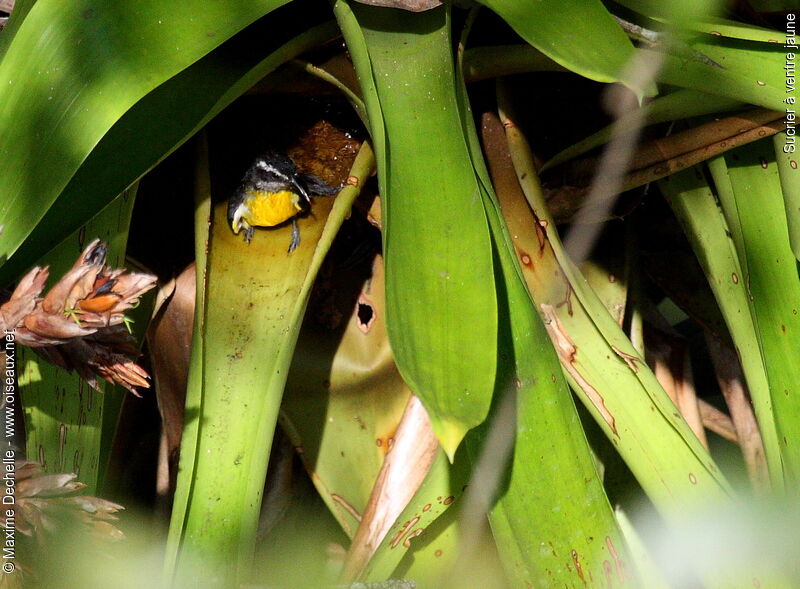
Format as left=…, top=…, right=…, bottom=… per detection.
left=658, top=167, right=783, bottom=489
left=337, top=2, right=497, bottom=458
left=0, top=11, right=338, bottom=283
left=656, top=38, right=786, bottom=111
left=683, top=18, right=788, bottom=43
left=362, top=450, right=470, bottom=583
left=475, top=0, right=640, bottom=87
left=497, top=88, right=733, bottom=516
left=774, top=133, right=800, bottom=262
left=458, top=42, right=633, bottom=584
left=163, top=134, right=212, bottom=584
left=166, top=143, right=372, bottom=587
left=708, top=141, right=800, bottom=484
left=614, top=0, right=724, bottom=25
left=282, top=251, right=412, bottom=540
left=476, top=200, right=634, bottom=587
left=19, top=185, right=138, bottom=494
left=0, top=0, right=291, bottom=266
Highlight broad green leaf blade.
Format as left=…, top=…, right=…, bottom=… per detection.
left=774, top=133, right=800, bottom=262
left=614, top=0, right=723, bottom=24
left=496, top=107, right=796, bottom=584
left=480, top=212, right=635, bottom=587
left=708, top=142, right=800, bottom=484
left=456, top=37, right=633, bottom=581
left=615, top=0, right=781, bottom=42
left=497, top=92, right=733, bottom=514
left=338, top=3, right=497, bottom=458
left=475, top=0, right=639, bottom=87
left=0, top=14, right=338, bottom=284
left=0, top=0, right=37, bottom=59
left=168, top=144, right=370, bottom=587
left=163, top=134, right=212, bottom=583
left=658, top=167, right=784, bottom=489
left=656, top=38, right=786, bottom=111
left=684, top=18, right=787, bottom=43
left=0, top=0, right=291, bottom=265
left=281, top=252, right=412, bottom=539
left=19, top=185, right=138, bottom=494
left=477, top=114, right=634, bottom=587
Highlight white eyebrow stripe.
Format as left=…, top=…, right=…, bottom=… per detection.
left=255, top=159, right=289, bottom=180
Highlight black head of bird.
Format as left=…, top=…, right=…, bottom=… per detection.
left=228, top=150, right=339, bottom=252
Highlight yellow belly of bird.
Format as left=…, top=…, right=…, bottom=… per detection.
left=243, top=190, right=303, bottom=227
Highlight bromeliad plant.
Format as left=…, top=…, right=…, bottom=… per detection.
left=1, top=0, right=799, bottom=587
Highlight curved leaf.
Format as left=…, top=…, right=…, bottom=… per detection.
left=477, top=112, right=634, bottom=588
left=337, top=2, right=497, bottom=457
left=167, top=142, right=372, bottom=587
left=658, top=167, right=783, bottom=489
left=0, top=16, right=340, bottom=284
left=656, top=38, right=786, bottom=111
left=476, top=0, right=639, bottom=87
left=708, top=142, right=800, bottom=484
left=0, top=0, right=291, bottom=264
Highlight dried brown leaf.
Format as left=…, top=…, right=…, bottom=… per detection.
left=1, top=240, right=156, bottom=393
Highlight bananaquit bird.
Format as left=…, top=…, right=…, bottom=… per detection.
left=228, top=150, right=340, bottom=252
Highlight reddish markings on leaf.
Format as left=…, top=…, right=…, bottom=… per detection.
left=403, top=528, right=424, bottom=548
left=375, top=435, right=395, bottom=454
left=541, top=304, right=617, bottom=435
left=571, top=550, right=586, bottom=585
left=555, top=281, right=574, bottom=316
left=611, top=345, right=643, bottom=373
left=603, top=561, right=613, bottom=587
left=390, top=516, right=420, bottom=549
left=606, top=536, right=626, bottom=583
left=375, top=421, right=399, bottom=456
left=331, top=493, right=361, bottom=528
